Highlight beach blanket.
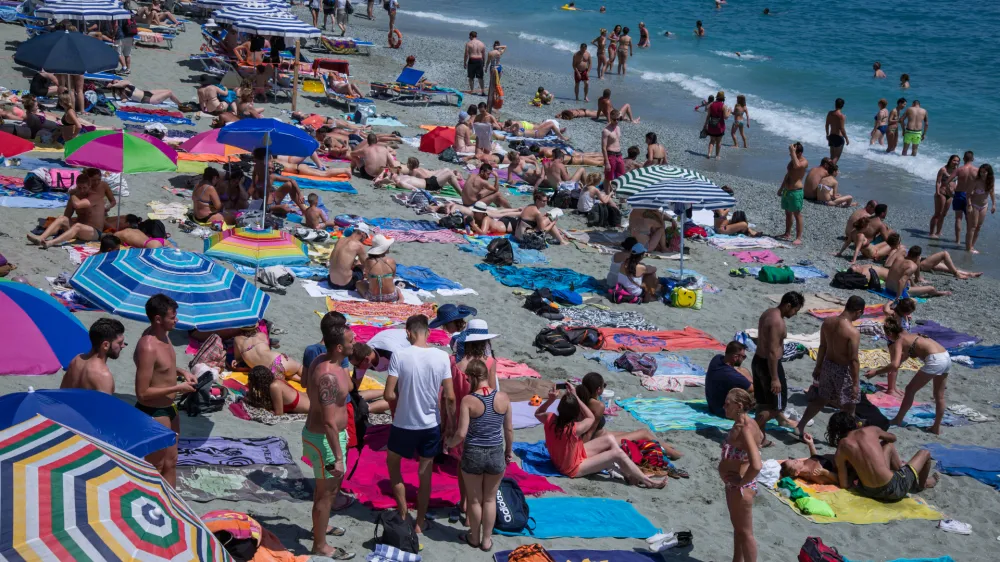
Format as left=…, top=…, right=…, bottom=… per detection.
left=395, top=264, right=463, bottom=291
left=475, top=263, right=604, bottom=293
left=148, top=201, right=190, bottom=221
left=494, top=497, right=658, bottom=539
left=496, top=359, right=540, bottom=379
left=617, top=397, right=791, bottom=432
left=809, top=348, right=923, bottom=372
left=231, top=263, right=328, bottom=279
left=868, top=289, right=929, bottom=303
left=381, top=228, right=466, bottom=243
left=495, top=551, right=661, bottom=562
left=746, top=265, right=828, bottom=280
left=510, top=402, right=544, bottom=430
left=925, top=443, right=1000, bottom=490
left=117, top=111, right=194, bottom=126
left=0, top=175, right=25, bottom=187
left=177, top=464, right=313, bottom=503
left=300, top=279, right=424, bottom=304
left=910, top=321, right=980, bottom=349
left=459, top=235, right=549, bottom=265
left=766, top=479, right=942, bottom=524
left=584, top=351, right=705, bottom=377
left=225, top=371, right=305, bottom=393
left=177, top=153, right=239, bottom=164
left=563, top=308, right=655, bottom=331
left=730, top=250, right=782, bottom=264
left=878, top=404, right=965, bottom=428
left=365, top=217, right=443, bottom=231
left=177, top=437, right=295, bottom=466
left=511, top=441, right=563, bottom=477
left=50, top=290, right=100, bottom=312
left=339, top=448, right=561, bottom=509
left=944, top=344, right=1000, bottom=368
left=277, top=175, right=356, bottom=194
left=708, top=235, right=789, bottom=250
left=352, top=325, right=452, bottom=347
left=597, top=327, right=725, bottom=353
left=0, top=196, right=66, bottom=209
left=341, top=114, right=404, bottom=127
left=64, top=244, right=100, bottom=265
left=326, top=299, right=437, bottom=322
left=808, top=304, right=885, bottom=320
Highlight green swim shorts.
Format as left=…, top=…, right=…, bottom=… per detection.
left=781, top=188, right=804, bottom=213
left=903, top=129, right=922, bottom=146
left=302, top=426, right=349, bottom=480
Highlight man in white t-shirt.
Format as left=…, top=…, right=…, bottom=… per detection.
left=383, top=314, right=455, bottom=534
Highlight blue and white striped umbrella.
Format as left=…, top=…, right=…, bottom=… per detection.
left=195, top=0, right=256, bottom=9
left=69, top=248, right=270, bottom=331
left=35, top=0, right=130, bottom=21
left=616, top=165, right=735, bottom=210
left=212, top=1, right=289, bottom=25
left=232, top=10, right=320, bottom=38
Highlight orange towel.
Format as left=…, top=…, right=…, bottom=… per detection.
left=420, top=125, right=455, bottom=131
left=597, top=327, right=725, bottom=353
left=282, top=171, right=352, bottom=182
left=177, top=153, right=241, bottom=163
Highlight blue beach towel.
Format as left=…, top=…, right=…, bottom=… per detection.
left=116, top=111, right=194, bottom=126
left=617, top=397, right=793, bottom=433
left=925, top=443, right=1000, bottom=490
left=493, top=497, right=658, bottom=539
left=231, top=264, right=328, bottom=279
left=6, top=156, right=65, bottom=171
left=511, top=441, right=562, bottom=477
left=496, top=551, right=661, bottom=562
left=341, top=114, right=405, bottom=127
left=475, top=263, right=604, bottom=293
left=365, top=217, right=442, bottom=231
left=867, top=288, right=929, bottom=303
left=0, top=196, right=67, bottom=209
left=746, top=265, right=828, bottom=279
left=946, top=344, right=1000, bottom=368
left=876, top=405, right=964, bottom=428
left=395, top=264, right=462, bottom=291
left=459, top=235, right=549, bottom=265
left=282, top=176, right=357, bottom=194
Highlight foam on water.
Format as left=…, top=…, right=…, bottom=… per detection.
left=398, top=10, right=489, bottom=28
left=517, top=33, right=578, bottom=54
left=710, top=50, right=771, bottom=62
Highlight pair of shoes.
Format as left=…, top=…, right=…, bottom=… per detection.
left=729, top=267, right=750, bottom=278
left=648, top=531, right=693, bottom=552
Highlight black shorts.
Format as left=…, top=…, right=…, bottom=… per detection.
left=425, top=175, right=441, bottom=191
left=328, top=268, right=362, bottom=290
left=467, top=58, right=484, bottom=80
left=388, top=425, right=442, bottom=459
left=751, top=355, right=786, bottom=411
left=499, top=216, right=518, bottom=230
left=827, top=134, right=846, bottom=148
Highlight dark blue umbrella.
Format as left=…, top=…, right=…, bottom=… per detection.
left=217, top=118, right=319, bottom=157
left=0, top=388, right=176, bottom=458
left=14, top=30, right=119, bottom=74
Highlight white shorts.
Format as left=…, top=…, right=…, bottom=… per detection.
left=921, top=352, right=951, bottom=376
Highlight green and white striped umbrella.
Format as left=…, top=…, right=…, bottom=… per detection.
left=612, top=166, right=734, bottom=210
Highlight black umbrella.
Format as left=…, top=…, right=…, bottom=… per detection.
left=14, top=30, right=118, bottom=74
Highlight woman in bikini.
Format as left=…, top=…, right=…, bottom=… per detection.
left=58, top=91, right=81, bottom=142
left=591, top=29, right=607, bottom=79
left=930, top=155, right=959, bottom=239
left=108, top=80, right=182, bottom=106
left=469, top=201, right=511, bottom=235
left=237, top=91, right=263, bottom=119
left=356, top=235, right=401, bottom=303
left=815, top=165, right=855, bottom=207
left=605, top=25, right=621, bottom=74
left=234, top=326, right=304, bottom=384
left=114, top=228, right=166, bottom=248
left=964, top=163, right=994, bottom=254
left=191, top=167, right=224, bottom=224
left=714, top=209, right=759, bottom=236
left=719, top=388, right=763, bottom=562
left=197, top=76, right=233, bottom=115
left=245, top=365, right=309, bottom=416
left=870, top=98, right=889, bottom=146
left=731, top=95, right=750, bottom=148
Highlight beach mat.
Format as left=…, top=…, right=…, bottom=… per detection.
left=911, top=321, right=980, bottom=349
left=945, top=344, right=1000, bottom=369
left=766, top=479, right=942, bottom=524
left=494, top=497, right=658, bottom=538
left=597, top=327, right=725, bottom=353
left=326, top=299, right=437, bottom=322
left=460, top=235, right=549, bottom=265
left=747, top=265, right=828, bottom=280
left=177, top=436, right=295, bottom=466
left=925, top=443, right=1000, bottom=489
left=495, top=551, right=661, bottom=562
left=511, top=441, right=561, bottom=477
left=278, top=175, right=357, bottom=194
left=365, top=217, right=443, bottom=231
left=475, top=263, right=604, bottom=293
left=380, top=228, right=467, bottom=244
left=617, top=398, right=793, bottom=433
left=396, top=264, right=463, bottom=290
left=176, top=464, right=313, bottom=503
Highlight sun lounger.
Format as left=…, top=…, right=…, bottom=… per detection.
left=321, top=73, right=375, bottom=113
left=136, top=29, right=175, bottom=49
left=319, top=36, right=373, bottom=56
left=370, top=68, right=459, bottom=107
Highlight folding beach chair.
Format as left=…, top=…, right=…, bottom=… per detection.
left=321, top=73, right=375, bottom=114
left=319, top=36, right=373, bottom=56
left=136, top=28, right=175, bottom=49
left=371, top=68, right=456, bottom=107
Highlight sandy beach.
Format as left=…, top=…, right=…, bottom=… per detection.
left=0, top=6, right=998, bottom=561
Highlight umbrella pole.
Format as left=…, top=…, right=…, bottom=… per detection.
left=291, top=39, right=300, bottom=112
left=679, top=204, right=688, bottom=281
left=115, top=173, right=124, bottom=230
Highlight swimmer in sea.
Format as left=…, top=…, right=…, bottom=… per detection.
left=637, top=22, right=650, bottom=48
left=664, top=31, right=672, bottom=37
left=695, top=20, right=705, bottom=36
left=900, top=74, right=910, bottom=89
left=762, top=8, right=770, bottom=15
left=873, top=61, right=886, bottom=79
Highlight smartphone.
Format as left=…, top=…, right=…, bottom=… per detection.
left=555, top=382, right=567, bottom=390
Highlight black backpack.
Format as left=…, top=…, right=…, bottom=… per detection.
left=485, top=237, right=514, bottom=266
left=438, top=213, right=465, bottom=230
left=830, top=270, right=868, bottom=290
left=494, top=477, right=535, bottom=534
left=523, top=288, right=554, bottom=313
left=855, top=393, right=890, bottom=431
left=374, top=510, right=419, bottom=553
left=559, top=326, right=603, bottom=348
left=534, top=328, right=576, bottom=356
left=345, top=389, right=370, bottom=479
left=550, top=190, right=576, bottom=209
left=866, top=267, right=882, bottom=291
left=23, top=173, right=47, bottom=194
left=180, top=372, right=227, bottom=417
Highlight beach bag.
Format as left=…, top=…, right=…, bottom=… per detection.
left=507, top=544, right=557, bottom=562
left=798, top=537, right=845, bottom=562
left=549, top=190, right=574, bottom=209
left=494, top=478, right=535, bottom=534
left=831, top=270, right=868, bottom=290
left=188, top=334, right=227, bottom=372
left=609, top=283, right=640, bottom=304
left=549, top=288, right=582, bottom=305
left=614, top=352, right=657, bottom=377
left=49, top=169, right=81, bottom=191
left=374, top=510, right=419, bottom=554
left=124, top=17, right=138, bottom=37
left=524, top=288, right=556, bottom=314
left=517, top=232, right=547, bottom=251
left=344, top=392, right=369, bottom=478
left=533, top=327, right=576, bottom=356
left=637, top=439, right=669, bottom=470
left=22, top=173, right=48, bottom=194
left=345, top=1, right=354, bottom=14
left=181, top=372, right=227, bottom=417
left=758, top=265, right=795, bottom=284
left=438, top=213, right=465, bottom=229
left=866, top=267, right=882, bottom=291
left=485, top=237, right=515, bottom=266
left=560, top=326, right=603, bottom=348
left=670, top=286, right=698, bottom=308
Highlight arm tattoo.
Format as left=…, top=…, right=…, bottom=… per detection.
left=318, top=374, right=341, bottom=406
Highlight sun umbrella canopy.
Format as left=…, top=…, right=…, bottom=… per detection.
left=196, top=0, right=269, bottom=9
left=0, top=415, right=232, bottom=562
left=65, top=130, right=178, bottom=173
left=0, top=280, right=90, bottom=375
left=180, top=128, right=249, bottom=157
left=217, top=118, right=319, bottom=157
left=212, top=1, right=289, bottom=25
left=419, top=127, right=455, bottom=155
left=0, top=130, right=35, bottom=157
left=69, top=248, right=271, bottom=331
left=204, top=227, right=309, bottom=268
left=231, top=10, right=321, bottom=38
left=0, top=389, right=176, bottom=458
left=35, top=1, right=131, bottom=21
left=616, top=165, right=736, bottom=210
left=14, top=30, right=119, bottom=74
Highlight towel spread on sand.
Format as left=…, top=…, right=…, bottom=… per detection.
left=351, top=325, right=452, bottom=347
left=730, top=250, right=782, bottom=264
left=0, top=196, right=66, bottom=209
left=617, top=397, right=792, bottom=432
left=177, top=464, right=313, bottom=503
left=925, top=443, right=1000, bottom=490
left=766, top=479, right=942, bottom=524
left=277, top=175, right=357, bottom=194
left=943, top=344, right=1000, bottom=368
left=476, top=263, right=605, bottom=293
left=746, top=265, right=828, bottom=279
left=117, top=111, right=194, bottom=125
left=808, top=304, right=886, bottom=319
left=338, top=448, right=561, bottom=509
left=177, top=437, right=295, bottom=466
left=459, top=235, right=549, bottom=265
left=300, top=279, right=425, bottom=305
left=910, top=321, right=980, bottom=349
left=562, top=308, right=656, bottom=331
left=493, top=497, right=658, bottom=538
left=148, top=201, right=190, bottom=221
left=708, top=235, right=789, bottom=250
left=326, top=299, right=437, bottom=322
left=597, top=327, right=725, bottom=353
left=496, top=359, right=541, bottom=379
left=502, top=378, right=556, bottom=403
left=510, top=401, right=553, bottom=429
left=584, top=351, right=706, bottom=377
left=64, top=244, right=100, bottom=265
left=395, top=264, right=463, bottom=290
left=511, top=441, right=564, bottom=477
left=808, top=348, right=924, bottom=372
left=868, top=289, right=929, bottom=303
left=365, top=217, right=443, bottom=231
left=231, top=264, right=328, bottom=279
left=495, top=551, right=661, bottom=562
left=381, top=229, right=466, bottom=243
left=875, top=405, right=964, bottom=428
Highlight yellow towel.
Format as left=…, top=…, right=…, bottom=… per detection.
left=768, top=480, right=942, bottom=524
left=808, top=348, right=923, bottom=372
left=358, top=375, right=384, bottom=391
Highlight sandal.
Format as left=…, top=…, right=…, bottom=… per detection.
left=329, top=547, right=355, bottom=560
left=480, top=538, right=494, bottom=552
left=326, top=525, right=346, bottom=536
left=459, top=533, right=480, bottom=549
left=667, top=466, right=689, bottom=479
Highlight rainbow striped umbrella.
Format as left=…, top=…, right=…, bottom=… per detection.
left=0, top=280, right=90, bottom=375
left=203, top=227, right=309, bottom=268
left=0, top=415, right=232, bottom=562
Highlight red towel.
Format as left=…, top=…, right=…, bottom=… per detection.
left=598, top=327, right=725, bottom=353
left=351, top=325, right=452, bottom=347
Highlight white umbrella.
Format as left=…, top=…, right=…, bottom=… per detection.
left=35, top=0, right=130, bottom=21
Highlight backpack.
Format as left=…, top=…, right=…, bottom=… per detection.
left=438, top=213, right=465, bottom=230
left=494, top=478, right=535, bottom=534
left=609, top=283, right=640, bottom=304
left=533, top=328, right=576, bottom=356
left=798, top=537, right=845, bottom=562
left=344, top=390, right=370, bottom=478
left=485, top=237, right=515, bottom=266
left=180, top=372, right=227, bottom=417
left=517, top=232, right=548, bottom=251
left=559, top=326, right=603, bottom=348
left=523, top=288, right=556, bottom=314
left=22, top=173, right=48, bottom=194
left=586, top=202, right=622, bottom=228
left=124, top=17, right=138, bottom=37
left=866, top=267, right=882, bottom=291
left=549, top=190, right=575, bottom=209
left=757, top=265, right=795, bottom=284
left=373, top=510, right=419, bottom=554
left=614, top=352, right=657, bottom=377
left=830, top=270, right=868, bottom=290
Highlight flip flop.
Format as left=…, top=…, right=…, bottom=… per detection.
left=480, top=538, right=494, bottom=552
left=326, top=525, right=346, bottom=536
left=329, top=547, right=356, bottom=560
left=459, top=533, right=480, bottom=548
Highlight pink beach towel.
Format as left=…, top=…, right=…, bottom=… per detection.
left=729, top=250, right=782, bottom=265
left=496, top=359, right=541, bottom=379
left=352, top=325, right=452, bottom=346
left=380, top=229, right=466, bottom=244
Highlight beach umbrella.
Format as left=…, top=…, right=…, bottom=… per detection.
left=0, top=388, right=176, bottom=458
left=419, top=127, right=455, bottom=155
left=180, top=128, right=249, bottom=157
left=34, top=1, right=131, bottom=21
left=0, top=280, right=90, bottom=375
left=229, top=10, right=321, bottom=39
left=0, top=415, right=233, bottom=562
left=0, top=130, right=35, bottom=157
left=14, top=30, right=119, bottom=74
left=211, top=1, right=289, bottom=25
left=196, top=0, right=278, bottom=10
left=70, top=248, right=271, bottom=331
left=204, top=227, right=309, bottom=268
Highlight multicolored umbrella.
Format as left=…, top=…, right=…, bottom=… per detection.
left=0, top=279, right=90, bottom=375
left=179, top=128, right=248, bottom=158
left=204, top=227, right=309, bottom=268
left=0, top=130, right=35, bottom=157
left=0, top=415, right=232, bottom=562
left=69, top=248, right=270, bottom=331
left=64, top=130, right=178, bottom=173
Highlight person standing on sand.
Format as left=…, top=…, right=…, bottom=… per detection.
left=572, top=44, right=591, bottom=102
left=965, top=163, right=995, bottom=254
left=752, top=291, right=804, bottom=446
left=387, top=0, right=398, bottom=34
left=731, top=94, right=750, bottom=148
left=592, top=29, right=608, bottom=79
left=870, top=98, right=888, bottom=145
left=61, top=318, right=125, bottom=394
left=602, top=109, right=625, bottom=187
left=929, top=154, right=959, bottom=238
left=616, top=27, right=633, bottom=75
left=900, top=99, right=927, bottom=156
left=719, top=388, right=763, bottom=562
left=778, top=142, right=808, bottom=245
left=464, top=31, right=487, bottom=95
left=885, top=97, right=906, bottom=153
left=704, top=91, right=730, bottom=159
left=795, top=296, right=865, bottom=440
left=133, top=294, right=197, bottom=488
left=825, top=98, right=849, bottom=164
left=637, top=22, right=650, bottom=47
left=302, top=323, right=356, bottom=561
left=953, top=151, right=976, bottom=244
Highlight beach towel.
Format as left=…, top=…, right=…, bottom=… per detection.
left=177, top=437, right=295, bottom=466
left=365, top=217, right=443, bottom=231
left=351, top=325, right=452, bottom=347
left=808, top=304, right=885, bottom=319
left=944, top=344, right=1000, bottom=368
left=868, top=289, right=929, bottom=303
left=177, top=464, right=313, bottom=503
left=730, top=250, right=782, bottom=264
left=925, top=443, right=1000, bottom=490
left=459, top=235, right=549, bottom=265
left=63, top=244, right=100, bottom=265
left=510, top=402, right=544, bottom=430
left=381, top=229, right=466, bottom=243
left=584, top=351, right=705, bottom=377
left=812, top=348, right=924, bottom=372
left=277, top=175, right=356, bottom=194
left=770, top=292, right=845, bottom=310
left=766, top=479, right=942, bottom=524
left=300, top=279, right=425, bottom=304
left=341, top=114, right=404, bottom=127
left=562, top=308, right=655, bottom=331
left=494, top=497, right=658, bottom=539
left=395, top=264, right=463, bottom=291
left=511, top=441, right=563, bottom=477
left=875, top=404, right=964, bottom=428
left=148, top=201, right=190, bottom=221
left=708, top=235, right=789, bottom=250
left=910, top=321, right=980, bottom=349
left=502, top=378, right=556, bottom=402
left=495, top=359, right=541, bottom=379
left=225, top=371, right=305, bottom=393
left=176, top=152, right=240, bottom=163
left=746, top=265, right=828, bottom=280
left=50, top=290, right=100, bottom=312
left=0, top=196, right=66, bottom=209
left=475, top=264, right=604, bottom=293
left=338, top=448, right=561, bottom=509
left=116, top=111, right=194, bottom=126
left=326, top=299, right=437, bottom=323
left=597, top=327, right=725, bottom=353
left=617, top=397, right=792, bottom=432
left=231, top=263, right=328, bottom=279
left=495, top=551, right=661, bottom=562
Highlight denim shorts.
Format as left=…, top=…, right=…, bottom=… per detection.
left=461, top=444, right=505, bottom=475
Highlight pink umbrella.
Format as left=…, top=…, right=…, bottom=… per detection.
left=64, top=130, right=178, bottom=172
left=180, top=128, right=249, bottom=157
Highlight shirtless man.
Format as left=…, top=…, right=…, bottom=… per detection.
left=572, top=43, right=591, bottom=102
left=900, top=99, right=928, bottom=157
left=616, top=27, right=633, bottom=75
left=133, top=294, right=197, bottom=487
left=885, top=98, right=906, bottom=154
left=838, top=203, right=890, bottom=259
left=302, top=323, right=356, bottom=560
left=602, top=109, right=625, bottom=187
left=536, top=148, right=586, bottom=190
left=463, top=31, right=487, bottom=95
left=397, top=157, right=463, bottom=192
left=953, top=151, right=976, bottom=244
left=454, top=111, right=472, bottom=153
left=825, top=98, right=849, bottom=164
left=351, top=132, right=399, bottom=179
left=27, top=170, right=116, bottom=249
left=591, top=29, right=607, bottom=80
left=828, top=412, right=936, bottom=502
left=803, top=157, right=831, bottom=201
left=596, top=89, right=639, bottom=122
left=61, top=318, right=126, bottom=394
left=796, top=297, right=865, bottom=438
left=850, top=234, right=981, bottom=280
left=777, top=143, right=808, bottom=245
left=752, top=292, right=803, bottom=445
left=846, top=199, right=877, bottom=237
left=327, top=222, right=370, bottom=290
left=304, top=193, right=335, bottom=230
left=885, top=246, right=953, bottom=298
left=643, top=132, right=667, bottom=165
left=462, top=163, right=511, bottom=208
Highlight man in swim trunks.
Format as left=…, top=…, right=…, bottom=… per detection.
left=61, top=318, right=126, bottom=394
left=884, top=246, right=952, bottom=298
left=900, top=99, right=928, bottom=157
left=464, top=31, right=487, bottom=95
left=398, top=157, right=463, bottom=192
left=133, top=294, right=197, bottom=487
left=825, top=98, right=849, bottom=164
left=463, top=162, right=511, bottom=208
left=885, top=97, right=906, bottom=153
left=351, top=132, right=399, bottom=179
left=596, top=89, right=639, bottom=123
left=328, top=222, right=370, bottom=289
left=828, top=412, right=936, bottom=502
left=572, top=43, right=591, bottom=102
left=27, top=169, right=116, bottom=249
left=602, top=109, right=625, bottom=187
left=777, top=143, right=808, bottom=245
left=754, top=292, right=804, bottom=445
left=953, top=151, right=976, bottom=244
left=302, top=322, right=356, bottom=560
left=803, top=157, right=831, bottom=200
left=796, top=296, right=865, bottom=439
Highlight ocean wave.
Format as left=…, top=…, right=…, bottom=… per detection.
left=710, top=50, right=771, bottom=62
left=517, top=33, right=578, bottom=53
left=398, top=10, right=489, bottom=28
